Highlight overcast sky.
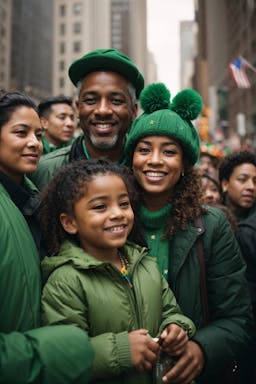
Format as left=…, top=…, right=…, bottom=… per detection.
left=147, top=0, right=194, bottom=94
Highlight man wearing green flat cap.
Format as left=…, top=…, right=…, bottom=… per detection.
left=30, top=49, right=144, bottom=190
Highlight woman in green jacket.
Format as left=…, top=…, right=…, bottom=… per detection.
left=0, top=91, right=93, bottom=383
left=124, top=83, right=254, bottom=384
left=39, top=158, right=196, bottom=384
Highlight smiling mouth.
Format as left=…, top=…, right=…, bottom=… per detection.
left=145, top=171, right=166, bottom=177
left=105, top=225, right=126, bottom=232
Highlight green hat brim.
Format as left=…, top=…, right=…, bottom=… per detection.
left=68, top=49, right=144, bottom=98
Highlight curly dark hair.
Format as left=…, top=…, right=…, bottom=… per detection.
left=136, top=164, right=206, bottom=236
left=219, top=150, right=256, bottom=182
left=38, top=158, right=146, bottom=255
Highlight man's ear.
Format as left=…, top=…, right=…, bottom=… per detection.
left=60, top=213, right=78, bottom=234
left=40, top=116, right=49, bottom=130
left=221, top=179, right=228, bottom=193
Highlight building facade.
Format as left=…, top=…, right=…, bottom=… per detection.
left=11, top=0, right=53, bottom=100
left=193, top=0, right=256, bottom=147
left=53, top=0, right=147, bottom=96
left=0, top=0, right=12, bottom=91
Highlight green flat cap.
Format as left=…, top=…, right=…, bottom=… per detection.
left=68, top=48, right=144, bottom=97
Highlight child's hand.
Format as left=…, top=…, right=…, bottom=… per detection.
left=129, top=329, right=160, bottom=372
left=159, top=323, right=188, bottom=356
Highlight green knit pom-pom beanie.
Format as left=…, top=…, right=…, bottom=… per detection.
left=124, top=82, right=203, bottom=165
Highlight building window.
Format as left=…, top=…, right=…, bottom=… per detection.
left=73, top=22, right=81, bottom=34
left=59, top=60, right=65, bottom=71
left=73, top=2, right=82, bottom=15
left=60, top=23, right=66, bottom=35
left=59, top=4, right=66, bottom=16
left=59, top=77, right=65, bottom=88
left=73, top=41, right=81, bottom=53
left=60, top=42, right=65, bottom=54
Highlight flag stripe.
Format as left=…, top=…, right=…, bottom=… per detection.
left=229, top=60, right=251, bottom=89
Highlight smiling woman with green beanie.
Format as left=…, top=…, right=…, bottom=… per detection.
left=124, top=82, right=254, bottom=384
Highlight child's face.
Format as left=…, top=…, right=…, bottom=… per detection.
left=61, top=174, right=134, bottom=259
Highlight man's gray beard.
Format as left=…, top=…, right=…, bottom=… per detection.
left=89, top=133, right=118, bottom=149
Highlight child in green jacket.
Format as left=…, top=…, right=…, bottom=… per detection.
left=39, top=158, right=196, bottom=384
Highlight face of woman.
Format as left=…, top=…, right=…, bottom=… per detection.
left=132, top=136, right=184, bottom=207
left=201, top=177, right=222, bottom=205
left=0, top=106, right=43, bottom=183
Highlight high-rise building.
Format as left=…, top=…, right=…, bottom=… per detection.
left=11, top=0, right=53, bottom=100
left=193, top=0, right=256, bottom=146
left=53, top=0, right=147, bottom=96
left=180, top=20, right=196, bottom=89
left=0, top=0, right=12, bottom=91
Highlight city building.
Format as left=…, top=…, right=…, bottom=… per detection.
left=53, top=0, right=147, bottom=96
left=193, top=0, right=256, bottom=148
left=11, top=0, right=53, bottom=100
left=0, top=0, right=12, bottom=91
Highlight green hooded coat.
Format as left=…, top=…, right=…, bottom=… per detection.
left=41, top=241, right=195, bottom=384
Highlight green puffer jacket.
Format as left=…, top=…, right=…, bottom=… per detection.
left=0, top=179, right=41, bottom=332
left=141, top=205, right=254, bottom=384
left=41, top=241, right=196, bottom=384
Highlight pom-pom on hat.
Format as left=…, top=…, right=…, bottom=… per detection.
left=68, top=48, right=144, bottom=98
left=124, top=82, right=203, bottom=165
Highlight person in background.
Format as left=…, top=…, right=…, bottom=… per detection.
left=38, top=95, right=76, bottom=155
left=38, top=158, right=196, bottom=384
left=201, top=173, right=238, bottom=232
left=200, top=172, right=222, bottom=205
left=219, top=150, right=256, bottom=222
left=124, top=82, right=254, bottom=384
left=30, top=48, right=144, bottom=190
left=197, top=142, right=223, bottom=176
left=0, top=91, right=93, bottom=383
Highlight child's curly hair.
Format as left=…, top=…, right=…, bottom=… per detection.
left=38, top=158, right=145, bottom=255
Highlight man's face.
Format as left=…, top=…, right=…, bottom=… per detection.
left=221, top=163, right=256, bottom=211
left=41, top=103, right=76, bottom=146
left=76, top=71, right=138, bottom=153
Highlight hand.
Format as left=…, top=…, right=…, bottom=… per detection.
left=159, top=323, right=188, bottom=356
left=129, top=329, right=160, bottom=373
left=162, top=340, right=205, bottom=384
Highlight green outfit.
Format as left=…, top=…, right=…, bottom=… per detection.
left=0, top=325, right=93, bottom=384
left=0, top=175, right=93, bottom=383
left=41, top=135, right=75, bottom=155
left=140, top=205, right=254, bottom=384
left=0, top=176, right=41, bottom=332
left=30, top=134, right=125, bottom=190
left=41, top=240, right=195, bottom=384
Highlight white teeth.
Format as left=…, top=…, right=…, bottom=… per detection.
left=95, top=124, right=112, bottom=129
left=146, top=172, right=165, bottom=177
left=108, top=226, right=124, bottom=232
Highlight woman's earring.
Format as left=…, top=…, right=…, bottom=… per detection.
left=181, top=171, right=184, bottom=177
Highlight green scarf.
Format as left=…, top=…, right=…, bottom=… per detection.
left=139, top=204, right=172, bottom=279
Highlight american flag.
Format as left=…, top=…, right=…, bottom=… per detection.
left=229, top=57, right=251, bottom=89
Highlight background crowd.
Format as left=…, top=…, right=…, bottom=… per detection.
left=0, top=47, right=255, bottom=384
